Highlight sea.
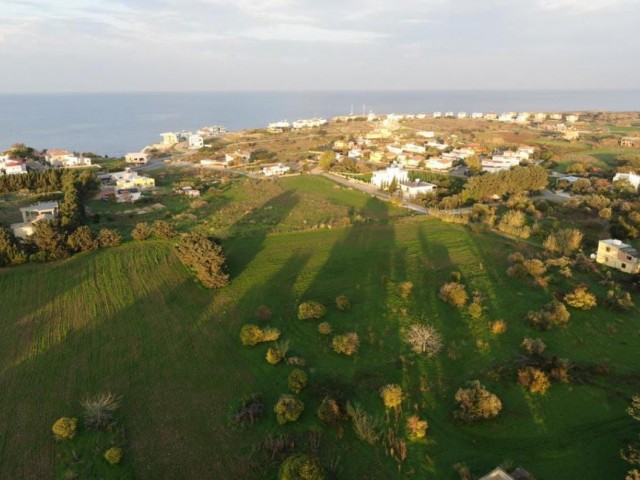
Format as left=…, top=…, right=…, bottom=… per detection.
left=1, top=90, right=640, bottom=157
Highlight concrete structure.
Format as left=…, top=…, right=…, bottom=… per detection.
left=444, top=111, right=455, bottom=118
left=197, top=125, right=227, bottom=136
left=596, top=239, right=640, bottom=274
left=621, top=137, right=640, bottom=148
left=564, top=130, right=580, bottom=141
left=188, top=134, right=204, bottom=150
left=550, top=113, right=563, bottom=120
left=160, top=132, right=179, bottom=146
left=613, top=172, right=640, bottom=191
left=125, top=152, right=150, bottom=165
left=262, top=164, right=290, bottom=176
left=371, top=163, right=409, bottom=188
left=400, top=179, right=436, bottom=198
left=11, top=202, right=59, bottom=238
left=427, top=141, right=449, bottom=151
left=498, top=113, right=514, bottom=122
left=471, top=112, right=484, bottom=119
left=534, top=112, right=547, bottom=122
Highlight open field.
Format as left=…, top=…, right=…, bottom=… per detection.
left=1, top=173, right=639, bottom=479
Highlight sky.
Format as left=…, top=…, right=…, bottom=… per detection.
left=1, top=0, right=639, bottom=92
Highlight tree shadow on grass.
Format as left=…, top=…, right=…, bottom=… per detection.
left=224, top=190, right=299, bottom=279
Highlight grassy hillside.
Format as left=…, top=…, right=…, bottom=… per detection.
left=0, top=198, right=638, bottom=478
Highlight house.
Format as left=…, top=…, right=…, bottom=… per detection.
left=400, top=179, right=436, bottom=198
left=482, top=153, right=521, bottom=173
left=160, top=132, right=179, bottom=146
left=515, top=114, right=529, bottom=123
left=387, top=145, right=404, bottom=155
left=427, top=141, right=450, bottom=151
left=433, top=112, right=442, bottom=118
left=402, top=143, right=426, bottom=155
left=613, top=172, right=640, bottom=191
left=534, top=112, right=547, bottom=122
left=11, top=201, right=59, bottom=238
left=267, top=120, right=291, bottom=133
left=417, top=130, right=435, bottom=139
left=348, top=148, right=363, bottom=159
left=498, top=113, right=514, bottom=122
left=479, top=468, right=515, bottom=480
left=596, top=239, right=640, bottom=274
left=566, top=114, right=579, bottom=123
left=45, top=149, right=92, bottom=168
left=426, top=157, right=454, bottom=171
left=457, top=112, right=468, bottom=119
left=621, top=136, right=640, bottom=148
left=176, top=186, right=201, bottom=198
left=564, top=130, right=580, bottom=141
left=101, top=168, right=155, bottom=190
left=262, top=164, right=290, bottom=176
left=550, top=113, right=563, bottom=120
left=397, top=154, right=423, bottom=168
left=444, top=111, right=455, bottom=118
left=558, top=175, right=581, bottom=184
left=451, top=147, right=476, bottom=159
left=197, top=125, right=227, bottom=136
left=224, top=150, right=251, bottom=165
left=371, top=163, right=409, bottom=188
left=114, top=187, right=142, bottom=203
left=0, top=157, right=27, bottom=175
left=484, top=113, right=497, bottom=120
left=292, top=118, right=328, bottom=129
left=188, top=134, right=204, bottom=150
left=367, top=110, right=377, bottom=122
left=516, top=146, right=535, bottom=160
left=471, top=112, right=484, bottom=119
left=125, top=152, right=150, bottom=165
left=369, top=151, right=385, bottom=163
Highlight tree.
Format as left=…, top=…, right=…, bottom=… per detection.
left=97, top=228, right=122, bottom=248
left=380, top=384, right=403, bottom=411
left=58, top=171, right=83, bottom=230
left=52, top=417, right=77, bottom=441
left=0, top=226, right=26, bottom=266
left=175, top=233, right=229, bottom=288
left=317, top=322, right=332, bottom=335
left=406, top=415, right=428, bottom=439
left=518, top=367, right=551, bottom=395
left=67, top=225, right=98, bottom=252
left=298, top=301, right=326, bottom=320
left=279, top=454, right=325, bottom=480
left=31, top=220, right=68, bottom=259
left=527, top=300, right=571, bottom=330
left=439, top=282, right=468, bottom=307
left=521, top=337, right=546, bottom=355
left=464, top=155, right=482, bottom=173
left=274, top=394, right=304, bottom=424
left=402, top=324, right=443, bottom=357
left=319, top=151, right=335, bottom=172
left=332, top=332, right=359, bottom=356
left=317, top=397, right=343, bottom=427
left=152, top=220, right=176, bottom=239
left=266, top=347, right=284, bottom=365
left=543, top=229, right=583, bottom=256
left=564, top=285, right=597, bottom=310
left=453, top=380, right=502, bottom=422
left=132, top=222, right=151, bottom=241
left=288, top=369, right=308, bottom=394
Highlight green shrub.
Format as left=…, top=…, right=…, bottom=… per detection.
left=52, top=417, right=77, bottom=440
left=82, top=393, right=120, bottom=429
left=175, top=233, right=229, bottom=289
left=279, top=454, right=325, bottom=480
left=104, top=447, right=123, bottom=465
left=332, top=333, right=359, bottom=356
left=335, top=295, right=350, bottom=311
left=274, top=394, right=304, bottom=424
left=298, top=301, right=326, bottom=320
left=288, top=369, right=308, bottom=394
left=67, top=226, right=98, bottom=252
left=527, top=300, right=571, bottom=330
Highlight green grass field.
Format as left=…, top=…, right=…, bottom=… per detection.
left=0, top=177, right=638, bottom=479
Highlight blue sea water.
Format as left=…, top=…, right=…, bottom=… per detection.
left=1, top=90, right=639, bottom=157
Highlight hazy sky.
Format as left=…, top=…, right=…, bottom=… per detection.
left=1, top=0, right=639, bottom=92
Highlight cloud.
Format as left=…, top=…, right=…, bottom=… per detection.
left=537, top=0, right=638, bottom=11
left=239, top=23, right=389, bottom=44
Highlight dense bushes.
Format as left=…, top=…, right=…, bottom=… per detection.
left=518, top=367, right=551, bottom=395
left=67, top=225, right=98, bottom=252
left=52, top=417, right=78, bottom=441
left=346, top=402, right=380, bottom=445
left=175, top=232, right=229, bottom=289
left=317, top=322, right=332, bottom=335
left=527, top=300, right=571, bottom=330
left=97, top=228, right=121, bottom=248
left=332, top=333, right=359, bottom=356
left=274, top=394, right=304, bottom=424
left=453, top=380, right=502, bottom=422
left=439, top=282, right=468, bottom=307
left=462, top=165, right=548, bottom=202
left=543, top=228, right=583, bottom=256
left=298, top=301, right=326, bottom=320
left=564, top=285, right=597, bottom=310
left=279, top=454, right=325, bottom=480
left=240, top=324, right=281, bottom=346
left=152, top=220, right=176, bottom=239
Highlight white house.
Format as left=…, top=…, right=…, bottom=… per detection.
left=534, top=113, right=547, bottom=122
left=482, top=153, right=521, bottom=173
left=566, top=114, right=579, bottom=123
left=160, top=132, right=179, bottom=146
left=550, top=113, right=563, bottom=120
left=402, top=143, right=426, bottom=154
left=45, top=149, right=92, bottom=168
left=498, top=113, right=514, bottom=122
left=484, top=113, right=497, bottom=120
left=11, top=202, right=59, bottom=238
left=101, top=168, right=155, bottom=189
left=371, top=163, right=409, bottom=188
left=433, top=112, right=442, bottom=118
left=426, top=157, right=454, bottom=171
left=387, top=145, right=404, bottom=155
left=444, top=112, right=455, bottom=118
left=262, top=164, right=290, bottom=176
left=125, top=152, right=150, bottom=165
left=417, top=131, right=435, bottom=139
left=267, top=120, right=291, bottom=133
left=400, top=179, right=437, bottom=198
left=596, top=239, right=640, bottom=274
left=471, top=112, right=484, bottom=119
left=0, top=157, right=27, bottom=175
left=515, top=114, right=529, bottom=124
left=457, top=112, right=468, bottom=119
left=188, top=135, right=204, bottom=150
left=613, top=172, right=640, bottom=191
left=292, top=118, right=328, bottom=129
left=427, top=141, right=449, bottom=151
left=224, top=150, right=251, bottom=165
left=348, top=148, right=363, bottom=159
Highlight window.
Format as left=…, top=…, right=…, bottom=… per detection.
left=622, top=263, right=627, bottom=269
left=606, top=247, right=611, bottom=252
left=627, top=256, right=632, bottom=261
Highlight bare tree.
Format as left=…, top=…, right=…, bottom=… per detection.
left=402, top=324, right=443, bottom=357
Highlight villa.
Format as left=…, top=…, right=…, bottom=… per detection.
left=100, top=168, right=155, bottom=190
left=262, top=164, right=290, bottom=177
left=484, top=113, right=498, bottom=120
left=125, top=152, right=150, bottom=165
left=292, top=118, right=328, bottom=129
left=566, top=114, right=579, bottom=123
left=457, top=112, right=468, bottom=119
left=426, top=157, right=454, bottom=171
left=482, top=153, right=521, bottom=173
left=0, top=156, right=27, bottom=175
left=400, top=179, right=436, bottom=198
left=402, top=143, right=426, bottom=154
left=11, top=201, right=59, bottom=238
left=499, top=113, right=514, bottom=122
left=613, top=172, right=640, bottom=191
left=371, top=163, right=409, bottom=188
left=596, top=239, right=640, bottom=274
left=267, top=121, right=291, bottom=133
left=45, top=149, right=92, bottom=168
left=224, top=150, right=251, bottom=165
left=534, top=112, right=547, bottom=122
left=471, top=112, right=484, bottom=119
